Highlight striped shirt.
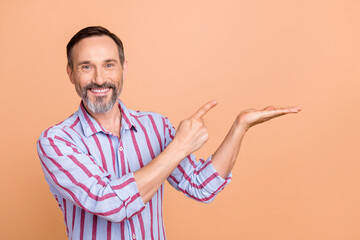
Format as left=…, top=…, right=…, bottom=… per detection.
left=37, top=100, right=231, bottom=240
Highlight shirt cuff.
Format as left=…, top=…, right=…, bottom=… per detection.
left=199, top=156, right=232, bottom=195
left=109, top=172, right=145, bottom=219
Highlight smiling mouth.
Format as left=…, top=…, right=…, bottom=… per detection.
left=90, top=88, right=110, bottom=94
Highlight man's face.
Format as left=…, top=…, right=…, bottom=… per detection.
left=67, top=36, right=127, bottom=114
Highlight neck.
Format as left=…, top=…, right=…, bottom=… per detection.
left=83, top=101, right=122, bottom=138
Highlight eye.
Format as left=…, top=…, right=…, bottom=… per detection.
left=81, top=65, right=92, bottom=70
left=105, top=63, right=114, bottom=68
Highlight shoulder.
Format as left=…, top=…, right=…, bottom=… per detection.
left=38, top=111, right=80, bottom=140
left=129, top=106, right=176, bottom=125
left=126, top=108, right=174, bottom=135
left=119, top=100, right=170, bottom=128
left=130, top=108, right=167, bottom=121
left=129, top=109, right=168, bottom=127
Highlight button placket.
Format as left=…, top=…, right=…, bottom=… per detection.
left=119, top=139, right=124, bottom=152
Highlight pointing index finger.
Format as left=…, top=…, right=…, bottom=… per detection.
left=191, top=100, right=218, bottom=119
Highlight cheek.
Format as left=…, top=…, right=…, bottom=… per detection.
left=107, top=71, right=118, bottom=79
left=107, top=72, right=122, bottom=85
left=76, top=74, right=92, bottom=87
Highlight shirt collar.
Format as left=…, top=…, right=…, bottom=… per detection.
left=119, top=100, right=137, bottom=131
left=78, top=100, right=137, bottom=138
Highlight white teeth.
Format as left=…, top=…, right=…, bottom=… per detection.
left=91, top=88, right=109, bottom=93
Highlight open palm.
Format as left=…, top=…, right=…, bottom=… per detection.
left=237, top=106, right=302, bottom=130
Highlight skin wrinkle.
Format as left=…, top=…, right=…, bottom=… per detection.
left=68, top=36, right=125, bottom=115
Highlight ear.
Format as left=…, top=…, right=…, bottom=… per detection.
left=66, top=65, right=75, bottom=84
left=122, top=60, right=128, bottom=81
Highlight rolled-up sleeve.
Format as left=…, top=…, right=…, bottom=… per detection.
left=163, top=118, right=232, bottom=203
left=37, top=130, right=145, bottom=223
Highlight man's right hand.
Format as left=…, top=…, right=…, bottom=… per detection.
left=172, top=100, right=218, bottom=156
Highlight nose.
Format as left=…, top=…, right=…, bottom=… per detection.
left=93, top=68, right=106, bottom=85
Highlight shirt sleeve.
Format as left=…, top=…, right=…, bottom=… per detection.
left=37, top=128, right=145, bottom=223
left=163, top=118, right=232, bottom=203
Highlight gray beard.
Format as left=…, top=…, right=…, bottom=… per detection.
left=84, top=94, right=118, bottom=114
left=76, top=81, right=122, bottom=114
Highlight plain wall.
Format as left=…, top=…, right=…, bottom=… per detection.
left=1, top=0, right=359, bottom=239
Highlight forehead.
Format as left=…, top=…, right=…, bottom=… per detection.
left=71, top=35, right=119, bottom=62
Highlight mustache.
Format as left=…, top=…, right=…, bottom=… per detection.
left=84, top=82, right=116, bottom=91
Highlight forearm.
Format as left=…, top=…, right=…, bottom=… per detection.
left=168, top=153, right=232, bottom=203
left=211, top=117, right=247, bottom=178
left=133, top=101, right=219, bottom=204
left=134, top=140, right=187, bottom=204
left=211, top=105, right=301, bottom=178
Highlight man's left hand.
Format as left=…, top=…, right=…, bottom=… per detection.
left=236, top=106, right=302, bottom=131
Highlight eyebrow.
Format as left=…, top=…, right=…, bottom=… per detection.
left=104, top=58, right=118, bottom=63
left=77, top=61, right=91, bottom=67
left=76, top=59, right=118, bottom=67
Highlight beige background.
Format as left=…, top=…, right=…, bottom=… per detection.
left=1, top=0, right=359, bottom=239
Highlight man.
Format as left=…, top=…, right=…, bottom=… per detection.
left=37, top=26, right=301, bottom=240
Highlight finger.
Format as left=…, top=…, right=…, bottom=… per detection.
left=291, top=106, right=302, bottom=112
left=265, top=106, right=301, bottom=113
left=279, top=106, right=302, bottom=113
left=263, top=106, right=275, bottom=111
left=191, top=100, right=218, bottom=119
left=261, top=106, right=301, bottom=118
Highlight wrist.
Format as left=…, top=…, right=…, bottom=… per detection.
left=234, top=115, right=250, bottom=134
left=166, top=138, right=189, bottom=160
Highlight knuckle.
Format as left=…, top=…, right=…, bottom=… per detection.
left=203, top=134, right=209, bottom=142
left=204, top=132, right=209, bottom=139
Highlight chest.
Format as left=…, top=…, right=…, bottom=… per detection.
left=75, top=128, right=163, bottom=178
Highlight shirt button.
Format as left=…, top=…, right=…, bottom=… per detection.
left=132, top=233, right=136, bottom=239
left=119, top=146, right=124, bottom=151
